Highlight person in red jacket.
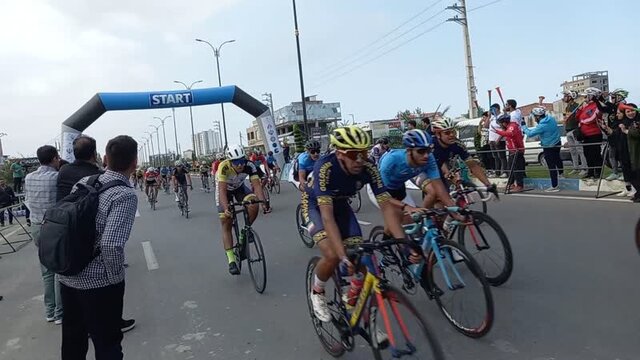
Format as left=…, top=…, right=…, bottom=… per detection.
left=495, top=114, right=525, bottom=192
left=576, top=87, right=604, bottom=179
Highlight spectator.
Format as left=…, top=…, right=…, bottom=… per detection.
left=596, top=89, right=628, bottom=181
left=477, top=111, right=494, bottom=174
left=562, top=90, right=587, bottom=176
left=406, top=119, right=417, bottom=130
left=282, top=143, right=290, bottom=163
left=421, top=116, right=433, bottom=136
left=619, top=103, right=640, bottom=202
left=10, top=161, right=25, bottom=193
left=56, top=136, right=102, bottom=202
left=600, top=106, right=633, bottom=192
left=576, top=87, right=605, bottom=181
left=505, top=99, right=524, bottom=126
left=59, top=135, right=138, bottom=359
left=488, top=103, right=507, bottom=178
left=0, top=180, right=14, bottom=226
left=495, top=114, right=525, bottom=192
left=523, top=107, right=563, bottom=192
left=24, top=145, right=62, bottom=324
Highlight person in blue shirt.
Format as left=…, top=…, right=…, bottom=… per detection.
left=523, top=107, right=563, bottom=192
left=160, top=165, right=169, bottom=183
left=378, top=130, right=457, bottom=220
left=266, top=151, right=279, bottom=178
left=297, top=140, right=321, bottom=191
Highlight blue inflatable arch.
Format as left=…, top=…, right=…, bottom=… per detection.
left=60, top=85, right=270, bottom=162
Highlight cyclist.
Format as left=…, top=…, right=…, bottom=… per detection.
left=172, top=160, right=192, bottom=203
left=135, top=168, right=144, bottom=190
left=370, top=137, right=390, bottom=165
left=144, top=166, right=161, bottom=203
left=377, top=130, right=456, bottom=218
left=250, top=149, right=271, bottom=188
left=216, top=145, right=271, bottom=275
left=199, top=162, right=210, bottom=190
left=306, top=126, right=420, bottom=322
left=212, top=153, right=224, bottom=177
left=297, top=140, right=321, bottom=191
left=266, top=151, right=279, bottom=179
left=427, top=117, right=494, bottom=203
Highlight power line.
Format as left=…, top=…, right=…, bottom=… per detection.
left=312, top=20, right=447, bottom=88
left=315, top=0, right=444, bottom=76
left=468, top=0, right=502, bottom=12
left=313, top=8, right=447, bottom=80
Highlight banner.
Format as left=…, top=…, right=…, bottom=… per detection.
left=370, top=122, right=389, bottom=139
left=61, top=125, right=81, bottom=162
left=256, top=111, right=284, bottom=167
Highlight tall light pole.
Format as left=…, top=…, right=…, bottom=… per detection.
left=348, top=114, right=355, bottom=124
left=145, top=131, right=156, bottom=167
left=195, top=38, right=235, bottom=150
left=0, top=132, right=7, bottom=165
left=291, top=0, right=310, bottom=139
left=171, top=108, right=179, bottom=160
left=154, top=115, right=171, bottom=163
left=174, top=80, right=203, bottom=162
left=447, top=0, right=478, bottom=119
left=149, top=125, right=162, bottom=166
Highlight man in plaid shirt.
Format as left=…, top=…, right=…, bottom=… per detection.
left=58, top=136, right=138, bottom=360
left=24, top=145, right=62, bottom=324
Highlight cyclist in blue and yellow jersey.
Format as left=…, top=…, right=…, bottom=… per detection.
left=216, top=145, right=271, bottom=275
left=377, top=129, right=457, bottom=219
left=296, top=139, right=321, bottom=191
left=305, top=126, right=421, bottom=322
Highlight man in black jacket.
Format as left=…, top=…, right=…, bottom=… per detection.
left=0, top=180, right=15, bottom=226
left=55, top=135, right=136, bottom=333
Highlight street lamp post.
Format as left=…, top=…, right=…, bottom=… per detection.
left=149, top=124, right=162, bottom=165
left=174, top=80, right=203, bottom=162
left=195, top=38, right=235, bottom=150
left=154, top=115, right=171, bottom=163
left=0, top=132, right=7, bottom=165
left=145, top=132, right=156, bottom=167
left=171, top=108, right=179, bottom=160
left=291, top=0, right=310, bottom=139
left=348, top=114, right=355, bottom=124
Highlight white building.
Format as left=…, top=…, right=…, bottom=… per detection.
left=193, top=129, right=223, bottom=157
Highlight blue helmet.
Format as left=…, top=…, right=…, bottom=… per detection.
left=402, top=129, right=431, bottom=149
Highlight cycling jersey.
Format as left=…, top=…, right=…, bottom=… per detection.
left=297, top=152, right=316, bottom=174
left=302, top=153, right=391, bottom=244
left=431, top=136, right=470, bottom=169
left=173, top=167, right=189, bottom=185
left=145, top=170, right=160, bottom=182
left=378, top=149, right=440, bottom=190
left=160, top=167, right=169, bottom=176
left=136, top=170, right=144, bottom=178
left=266, top=155, right=277, bottom=166
left=199, top=165, right=209, bottom=175
left=370, top=144, right=387, bottom=164
left=215, top=159, right=260, bottom=191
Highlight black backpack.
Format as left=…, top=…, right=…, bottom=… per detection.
left=38, top=175, right=128, bottom=275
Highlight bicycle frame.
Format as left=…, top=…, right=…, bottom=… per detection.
left=403, top=215, right=467, bottom=291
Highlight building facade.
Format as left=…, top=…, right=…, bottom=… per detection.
left=246, top=95, right=341, bottom=148
left=193, top=129, right=222, bottom=157
left=561, top=71, right=609, bottom=94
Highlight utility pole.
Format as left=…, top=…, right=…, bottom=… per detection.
left=291, top=0, right=310, bottom=139
left=262, top=93, right=275, bottom=116
left=171, top=108, right=179, bottom=160
left=239, top=131, right=244, bottom=147
left=447, top=0, right=478, bottom=119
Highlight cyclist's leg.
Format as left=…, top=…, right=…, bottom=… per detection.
left=181, top=184, right=189, bottom=203
left=145, top=181, right=151, bottom=198
left=239, top=185, right=259, bottom=225
left=216, top=189, right=236, bottom=258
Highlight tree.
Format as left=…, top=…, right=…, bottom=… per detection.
left=293, top=124, right=305, bottom=154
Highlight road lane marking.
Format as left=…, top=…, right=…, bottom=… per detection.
left=141, top=241, right=159, bottom=270
left=357, top=220, right=371, bottom=226
left=509, top=193, right=632, bottom=203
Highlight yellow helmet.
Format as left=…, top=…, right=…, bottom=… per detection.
left=330, top=126, right=371, bottom=150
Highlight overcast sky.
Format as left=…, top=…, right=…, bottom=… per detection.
left=1, top=0, right=639, bottom=157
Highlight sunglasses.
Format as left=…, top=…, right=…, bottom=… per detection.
left=231, top=159, right=246, bottom=166
left=441, top=130, right=456, bottom=136
left=414, top=148, right=432, bottom=156
left=338, top=149, right=369, bottom=161
left=309, top=149, right=320, bottom=155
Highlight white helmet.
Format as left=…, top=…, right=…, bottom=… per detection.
left=531, top=107, right=546, bottom=117
left=431, top=117, right=456, bottom=132
left=581, top=87, right=602, bottom=99
left=226, top=144, right=246, bottom=160
left=562, top=90, right=578, bottom=100
left=216, top=153, right=225, bottom=160
left=147, top=167, right=155, bottom=172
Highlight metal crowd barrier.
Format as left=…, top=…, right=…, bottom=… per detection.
left=0, top=198, right=33, bottom=255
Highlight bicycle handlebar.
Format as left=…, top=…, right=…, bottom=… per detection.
left=359, top=238, right=423, bottom=255
left=228, top=199, right=267, bottom=208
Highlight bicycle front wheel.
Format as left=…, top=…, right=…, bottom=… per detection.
left=457, top=211, right=513, bottom=286
left=423, top=239, right=494, bottom=338
left=246, top=228, right=267, bottom=293
left=296, top=204, right=314, bottom=248
left=305, top=257, right=347, bottom=358
left=349, top=192, right=361, bottom=213
left=369, top=285, right=444, bottom=360
left=274, top=179, right=281, bottom=194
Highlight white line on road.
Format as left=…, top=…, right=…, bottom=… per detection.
left=509, top=193, right=632, bottom=203
left=141, top=241, right=159, bottom=271
left=357, top=220, right=371, bottom=226
left=4, top=228, right=22, bottom=238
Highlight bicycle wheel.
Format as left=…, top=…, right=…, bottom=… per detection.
left=263, top=184, right=271, bottom=203
left=423, top=239, right=494, bottom=338
left=457, top=211, right=512, bottom=286
left=369, top=285, right=444, bottom=360
left=349, top=192, right=361, bottom=213
left=369, top=226, right=418, bottom=296
left=151, top=193, right=156, bottom=211
left=274, top=179, right=281, bottom=194
left=296, top=204, right=314, bottom=248
left=305, top=257, right=347, bottom=357
left=246, top=228, right=267, bottom=293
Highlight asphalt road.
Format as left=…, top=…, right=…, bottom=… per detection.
left=1, top=182, right=639, bottom=360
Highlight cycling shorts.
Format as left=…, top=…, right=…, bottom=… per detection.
left=146, top=179, right=159, bottom=186
left=301, top=192, right=362, bottom=246
left=267, top=163, right=276, bottom=170
left=215, top=184, right=256, bottom=218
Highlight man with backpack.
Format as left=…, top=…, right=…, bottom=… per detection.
left=45, top=136, right=138, bottom=359
left=24, top=145, right=63, bottom=323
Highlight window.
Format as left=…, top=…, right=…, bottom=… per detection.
left=591, top=80, right=597, bottom=84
